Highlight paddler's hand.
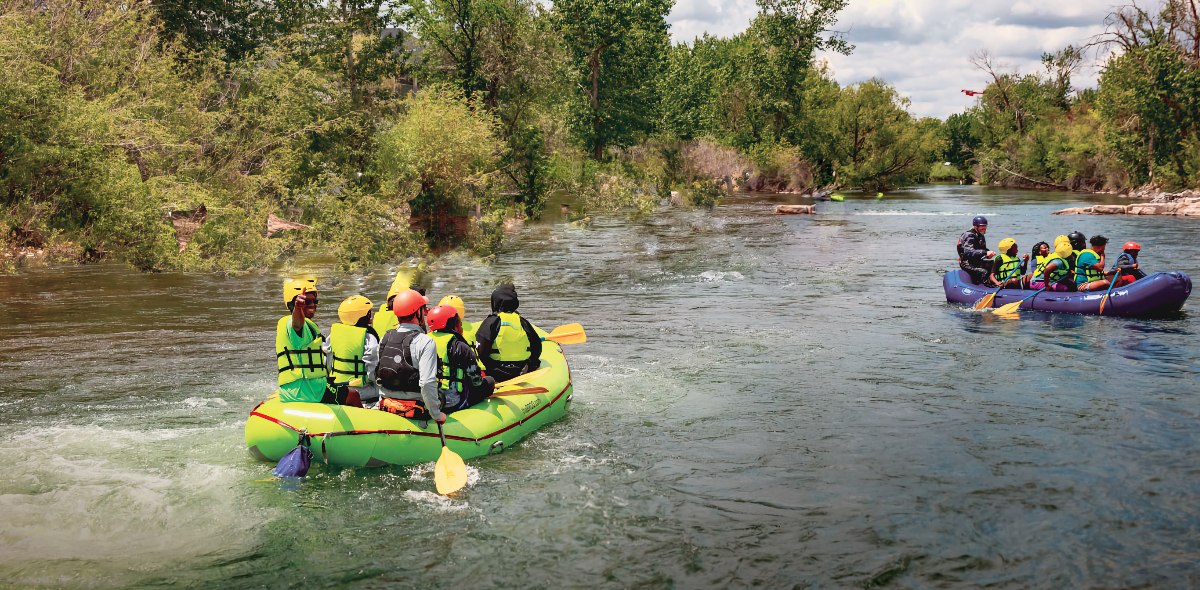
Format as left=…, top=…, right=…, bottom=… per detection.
left=435, top=414, right=446, bottom=425
left=987, top=250, right=996, bottom=258
left=1023, top=254, right=1030, bottom=261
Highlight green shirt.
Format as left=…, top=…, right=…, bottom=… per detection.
left=276, top=321, right=328, bottom=403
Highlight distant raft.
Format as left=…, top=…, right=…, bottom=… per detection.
left=943, top=270, right=1192, bottom=317
left=244, top=324, right=573, bottom=467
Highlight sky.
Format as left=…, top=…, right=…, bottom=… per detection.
left=666, top=0, right=1116, bottom=120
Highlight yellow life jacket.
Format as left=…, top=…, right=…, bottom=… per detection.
left=276, top=316, right=327, bottom=386
left=430, top=331, right=469, bottom=392
left=996, top=253, right=1021, bottom=279
left=329, top=323, right=370, bottom=384
left=1034, top=255, right=1048, bottom=278
left=462, top=319, right=478, bottom=347
left=488, top=311, right=532, bottom=362
left=1074, top=249, right=1105, bottom=284
left=372, top=301, right=397, bottom=337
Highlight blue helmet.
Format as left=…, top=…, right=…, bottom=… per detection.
left=972, top=215, right=988, bottom=227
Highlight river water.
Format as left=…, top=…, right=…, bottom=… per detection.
left=1, top=185, right=1198, bottom=588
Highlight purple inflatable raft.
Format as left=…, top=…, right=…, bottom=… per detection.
left=943, top=270, right=1192, bottom=317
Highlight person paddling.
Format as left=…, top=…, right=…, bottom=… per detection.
left=957, top=216, right=997, bottom=286
left=475, top=284, right=543, bottom=384
left=275, top=277, right=333, bottom=403
left=375, top=290, right=446, bottom=424
left=1112, top=242, right=1146, bottom=284
left=428, top=305, right=495, bottom=412
left=989, top=238, right=1028, bottom=289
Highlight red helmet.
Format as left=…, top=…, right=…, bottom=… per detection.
left=427, top=305, right=458, bottom=331
left=392, top=289, right=428, bottom=318
left=1123, top=241, right=1141, bottom=251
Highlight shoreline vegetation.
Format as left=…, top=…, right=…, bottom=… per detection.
left=3, top=0, right=1197, bottom=274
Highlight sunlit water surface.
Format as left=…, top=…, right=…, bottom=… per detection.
left=1, top=186, right=1198, bottom=588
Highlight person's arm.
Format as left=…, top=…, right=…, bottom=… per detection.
left=291, top=291, right=309, bottom=334
left=453, top=339, right=486, bottom=387
left=412, top=335, right=444, bottom=422
left=1019, top=255, right=1029, bottom=275
left=362, top=332, right=379, bottom=385
left=521, top=317, right=542, bottom=370
left=474, top=316, right=499, bottom=361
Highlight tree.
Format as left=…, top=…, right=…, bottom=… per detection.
left=553, top=0, right=672, bottom=159
left=825, top=79, right=940, bottom=191
left=743, top=0, right=851, bottom=142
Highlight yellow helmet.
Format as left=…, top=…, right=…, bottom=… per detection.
left=998, top=238, right=1016, bottom=253
left=283, top=276, right=317, bottom=309
left=1054, top=239, right=1073, bottom=258
left=338, top=295, right=373, bottom=325
left=439, top=295, right=466, bottom=319
left=1054, top=235, right=1070, bottom=248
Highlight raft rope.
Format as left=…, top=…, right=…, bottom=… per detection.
left=248, top=382, right=572, bottom=463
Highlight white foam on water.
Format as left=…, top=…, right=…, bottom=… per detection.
left=406, top=461, right=481, bottom=487
left=180, top=396, right=229, bottom=408
left=0, top=423, right=263, bottom=582
left=698, top=270, right=745, bottom=282
left=401, top=490, right=476, bottom=513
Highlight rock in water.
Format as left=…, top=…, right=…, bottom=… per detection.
left=775, top=205, right=814, bottom=215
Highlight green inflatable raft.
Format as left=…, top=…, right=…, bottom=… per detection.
left=244, top=325, right=573, bottom=467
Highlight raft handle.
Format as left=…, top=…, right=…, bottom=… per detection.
left=565, top=394, right=573, bottom=404
left=489, top=441, right=504, bottom=455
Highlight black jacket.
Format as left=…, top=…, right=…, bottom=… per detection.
left=957, top=229, right=989, bottom=265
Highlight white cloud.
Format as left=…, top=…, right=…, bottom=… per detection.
left=667, top=0, right=1113, bottom=119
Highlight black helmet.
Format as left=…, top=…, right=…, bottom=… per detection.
left=1067, top=231, right=1086, bottom=251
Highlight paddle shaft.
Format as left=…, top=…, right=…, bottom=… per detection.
left=1099, top=261, right=1123, bottom=315
left=977, top=261, right=1025, bottom=309
left=437, top=421, right=448, bottom=447
left=995, top=286, right=1048, bottom=314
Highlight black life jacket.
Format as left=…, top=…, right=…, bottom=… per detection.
left=375, top=329, right=423, bottom=393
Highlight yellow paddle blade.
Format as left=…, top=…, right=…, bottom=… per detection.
left=993, top=299, right=1024, bottom=314
left=434, top=445, right=468, bottom=495
left=493, top=367, right=551, bottom=388
left=543, top=323, right=586, bottom=344
left=973, top=293, right=996, bottom=310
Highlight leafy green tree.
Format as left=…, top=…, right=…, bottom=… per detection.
left=825, top=79, right=940, bottom=191
left=553, top=0, right=672, bottom=159
left=743, top=0, right=851, bottom=142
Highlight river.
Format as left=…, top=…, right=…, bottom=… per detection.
left=1, top=185, right=1197, bottom=588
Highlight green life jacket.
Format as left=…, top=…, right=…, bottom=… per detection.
left=1074, top=249, right=1105, bottom=284
left=276, top=316, right=327, bottom=386
left=372, top=301, right=398, bottom=337
left=996, top=253, right=1021, bottom=279
left=488, top=311, right=532, bottom=362
left=1041, top=254, right=1071, bottom=285
left=329, top=323, right=374, bottom=384
left=430, top=330, right=469, bottom=392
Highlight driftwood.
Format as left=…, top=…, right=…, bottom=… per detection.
left=267, top=213, right=313, bottom=237
left=168, top=206, right=208, bottom=253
